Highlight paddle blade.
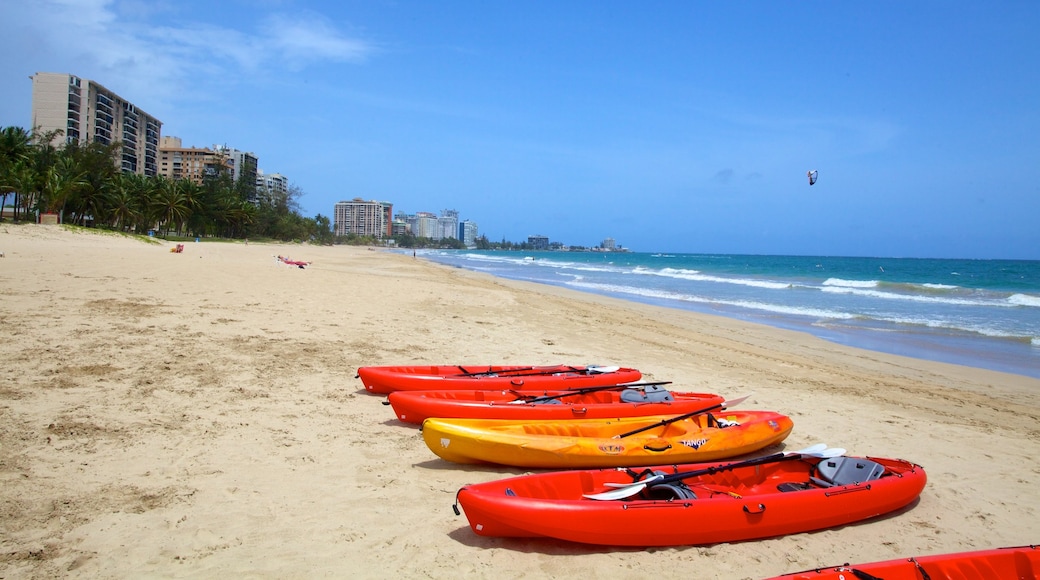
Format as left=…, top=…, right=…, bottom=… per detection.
left=587, top=365, right=621, bottom=374
left=720, top=394, right=751, bottom=408
left=797, top=443, right=829, bottom=455
left=583, top=483, right=649, bottom=501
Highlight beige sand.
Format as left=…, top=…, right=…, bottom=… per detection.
left=1, top=224, right=1037, bottom=579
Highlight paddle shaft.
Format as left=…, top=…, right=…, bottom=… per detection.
left=514, top=381, right=673, bottom=403
left=454, top=365, right=598, bottom=378
left=647, top=451, right=803, bottom=488
left=614, top=400, right=727, bottom=439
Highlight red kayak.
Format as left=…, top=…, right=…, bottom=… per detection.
left=768, top=544, right=1039, bottom=579
left=386, top=383, right=724, bottom=424
left=356, top=364, right=642, bottom=394
left=453, top=449, right=926, bottom=547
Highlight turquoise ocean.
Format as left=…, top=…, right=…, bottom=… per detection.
left=420, top=250, right=1040, bottom=379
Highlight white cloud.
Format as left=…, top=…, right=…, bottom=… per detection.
left=4, top=0, right=375, bottom=115
left=261, top=12, right=373, bottom=68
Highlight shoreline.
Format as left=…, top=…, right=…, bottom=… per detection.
left=418, top=250, right=1040, bottom=380
left=2, top=224, right=1038, bottom=579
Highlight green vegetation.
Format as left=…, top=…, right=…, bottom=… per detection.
left=0, top=125, right=333, bottom=244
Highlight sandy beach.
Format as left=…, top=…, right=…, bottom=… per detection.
left=2, top=223, right=1038, bottom=579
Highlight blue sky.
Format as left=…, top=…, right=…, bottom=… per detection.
left=2, top=1, right=1038, bottom=259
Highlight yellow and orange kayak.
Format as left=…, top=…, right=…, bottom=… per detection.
left=421, top=409, right=793, bottom=468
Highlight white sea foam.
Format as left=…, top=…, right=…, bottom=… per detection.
left=823, top=278, right=878, bottom=288
left=1009, top=293, right=1040, bottom=308
left=820, top=285, right=1001, bottom=307
left=567, top=281, right=856, bottom=320
left=642, top=268, right=792, bottom=290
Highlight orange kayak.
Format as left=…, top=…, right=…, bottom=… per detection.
left=357, top=364, right=642, bottom=394
left=422, top=408, right=792, bottom=468
left=454, top=454, right=926, bottom=546
left=387, top=384, right=724, bottom=424
left=767, top=544, right=1039, bottom=579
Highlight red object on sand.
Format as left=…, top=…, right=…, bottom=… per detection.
left=356, top=364, right=642, bottom=394
left=766, top=544, right=1040, bottom=580
left=453, top=455, right=926, bottom=547
left=386, top=385, right=723, bottom=424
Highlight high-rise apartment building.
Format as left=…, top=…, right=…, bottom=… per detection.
left=334, top=198, right=393, bottom=238
left=30, top=72, right=161, bottom=176
left=412, top=212, right=440, bottom=239
left=459, top=220, right=479, bottom=247
left=438, top=209, right=459, bottom=240
left=528, top=235, right=550, bottom=250
left=214, top=145, right=258, bottom=193
left=256, top=169, right=289, bottom=199
left=158, top=137, right=230, bottom=184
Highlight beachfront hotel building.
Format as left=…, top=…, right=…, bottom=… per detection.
left=256, top=169, right=289, bottom=199
left=30, top=72, right=162, bottom=176
left=460, top=220, right=479, bottom=247
left=528, top=235, right=550, bottom=250
left=334, top=198, right=393, bottom=238
left=158, top=137, right=231, bottom=185
left=214, top=145, right=259, bottom=196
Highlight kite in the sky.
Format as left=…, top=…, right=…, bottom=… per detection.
left=807, top=170, right=818, bottom=186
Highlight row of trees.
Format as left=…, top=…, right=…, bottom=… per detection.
left=0, top=125, right=334, bottom=244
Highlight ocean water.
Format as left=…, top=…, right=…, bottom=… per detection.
left=419, top=250, right=1040, bottom=379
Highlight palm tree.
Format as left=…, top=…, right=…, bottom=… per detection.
left=3, top=161, right=38, bottom=222
left=108, top=172, right=150, bottom=232
left=175, top=178, right=204, bottom=236
left=40, top=155, right=88, bottom=220
left=63, top=140, right=120, bottom=226
left=150, top=176, right=191, bottom=236
left=0, top=126, right=34, bottom=219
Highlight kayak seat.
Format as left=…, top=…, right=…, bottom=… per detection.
left=813, top=457, right=887, bottom=487
left=646, top=482, right=697, bottom=501
left=529, top=398, right=563, bottom=405
left=620, top=385, right=675, bottom=403
left=776, top=482, right=813, bottom=493
left=642, top=470, right=697, bottom=500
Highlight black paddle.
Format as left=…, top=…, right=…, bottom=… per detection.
left=454, top=365, right=536, bottom=377
left=508, top=381, right=674, bottom=404
left=452, top=365, right=618, bottom=378
left=612, top=395, right=750, bottom=439
left=583, top=444, right=844, bottom=500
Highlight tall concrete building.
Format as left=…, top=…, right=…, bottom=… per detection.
left=256, top=169, right=289, bottom=199
left=459, top=220, right=479, bottom=247
left=158, top=137, right=229, bottom=184
left=528, top=235, right=550, bottom=250
left=412, top=212, right=440, bottom=239
left=334, top=198, right=393, bottom=238
left=438, top=209, right=459, bottom=240
left=214, top=145, right=258, bottom=192
left=30, top=72, right=161, bottom=176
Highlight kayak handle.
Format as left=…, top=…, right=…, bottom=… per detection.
left=643, top=441, right=672, bottom=452
left=825, top=484, right=871, bottom=497
left=571, top=407, right=588, bottom=416
left=742, top=503, right=766, bottom=514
